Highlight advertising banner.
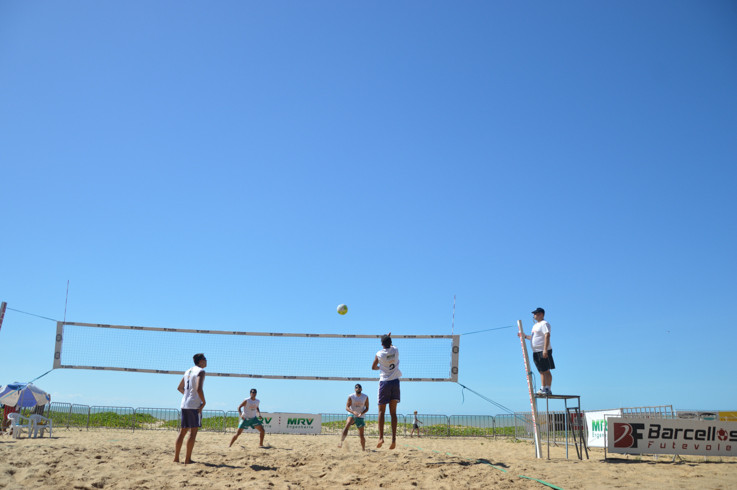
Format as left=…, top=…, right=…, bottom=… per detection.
left=607, top=417, right=737, bottom=457
left=241, top=413, right=321, bottom=435
left=677, top=411, right=718, bottom=421
left=719, top=411, right=737, bottom=421
left=585, top=409, right=621, bottom=448
left=280, top=413, right=322, bottom=434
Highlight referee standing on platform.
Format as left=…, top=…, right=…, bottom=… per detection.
left=519, top=308, right=555, bottom=396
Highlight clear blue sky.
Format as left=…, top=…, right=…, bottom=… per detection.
left=1, top=1, right=736, bottom=417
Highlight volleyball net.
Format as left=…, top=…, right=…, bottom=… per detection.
left=54, top=322, right=460, bottom=382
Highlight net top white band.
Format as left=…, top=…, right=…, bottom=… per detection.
left=61, top=321, right=454, bottom=339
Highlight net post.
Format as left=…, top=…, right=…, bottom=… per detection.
left=450, top=335, right=460, bottom=382
left=54, top=321, right=64, bottom=369
left=518, top=319, right=542, bottom=458
left=0, top=302, right=7, bottom=333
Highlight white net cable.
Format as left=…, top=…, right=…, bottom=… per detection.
left=54, top=322, right=460, bottom=382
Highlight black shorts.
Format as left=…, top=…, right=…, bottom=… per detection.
left=181, top=409, right=202, bottom=428
left=378, top=379, right=400, bottom=405
left=533, top=350, right=555, bottom=373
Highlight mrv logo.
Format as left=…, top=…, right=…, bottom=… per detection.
left=591, top=420, right=608, bottom=433
left=259, top=417, right=272, bottom=425
left=288, top=418, right=314, bottom=425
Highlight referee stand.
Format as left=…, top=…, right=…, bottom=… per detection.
left=519, top=319, right=588, bottom=461
left=535, top=393, right=589, bottom=460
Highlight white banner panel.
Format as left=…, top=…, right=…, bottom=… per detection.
left=585, top=409, right=621, bottom=448
left=279, top=413, right=322, bottom=435
left=607, top=417, right=737, bottom=457
left=240, top=413, right=321, bottom=435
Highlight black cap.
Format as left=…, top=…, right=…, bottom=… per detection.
left=381, top=335, right=392, bottom=347
left=531, top=307, right=545, bottom=315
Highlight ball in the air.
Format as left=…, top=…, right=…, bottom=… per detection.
left=337, top=304, right=348, bottom=315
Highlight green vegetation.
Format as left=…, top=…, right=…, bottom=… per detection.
left=321, top=420, right=350, bottom=430
left=41, top=406, right=521, bottom=437
left=160, top=414, right=233, bottom=431
left=46, top=410, right=160, bottom=429
left=320, top=420, right=516, bottom=438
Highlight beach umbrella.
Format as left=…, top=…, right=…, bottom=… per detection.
left=0, top=382, right=51, bottom=408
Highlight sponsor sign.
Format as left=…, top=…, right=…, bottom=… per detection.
left=240, top=413, right=321, bottom=435
left=607, top=417, right=737, bottom=457
left=719, top=411, right=737, bottom=422
left=283, top=414, right=321, bottom=434
left=585, top=409, right=621, bottom=448
left=678, top=411, right=718, bottom=421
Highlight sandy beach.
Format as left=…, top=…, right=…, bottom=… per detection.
left=1, top=430, right=736, bottom=489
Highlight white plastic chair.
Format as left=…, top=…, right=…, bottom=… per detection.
left=29, top=414, right=53, bottom=438
left=7, top=413, right=32, bottom=439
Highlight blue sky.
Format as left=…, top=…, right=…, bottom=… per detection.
left=1, top=1, right=735, bottom=417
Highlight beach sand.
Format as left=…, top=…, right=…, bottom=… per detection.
left=1, top=430, right=736, bottom=489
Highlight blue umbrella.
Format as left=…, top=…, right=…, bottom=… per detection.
left=0, top=382, right=51, bottom=408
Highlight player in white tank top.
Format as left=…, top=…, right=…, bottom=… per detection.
left=372, top=334, right=401, bottom=449
left=349, top=392, right=368, bottom=414
left=375, top=345, right=401, bottom=381
left=180, top=365, right=205, bottom=409
left=230, top=388, right=266, bottom=448
left=338, top=384, right=369, bottom=451
left=174, top=353, right=207, bottom=464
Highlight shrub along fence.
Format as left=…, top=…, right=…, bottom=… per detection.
left=36, top=402, right=528, bottom=438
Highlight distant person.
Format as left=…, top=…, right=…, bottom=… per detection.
left=410, top=411, right=423, bottom=438
left=518, top=307, right=555, bottom=396
left=230, top=388, right=266, bottom=448
left=372, top=333, right=401, bottom=449
left=338, top=383, right=369, bottom=450
left=174, top=353, right=207, bottom=464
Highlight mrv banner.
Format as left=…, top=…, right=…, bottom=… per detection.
left=241, top=413, right=321, bottom=435
left=607, top=417, right=737, bottom=457
left=585, top=409, right=622, bottom=448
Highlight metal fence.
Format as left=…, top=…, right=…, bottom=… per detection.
left=35, top=404, right=558, bottom=439
left=35, top=403, right=512, bottom=438
left=26, top=402, right=717, bottom=440
left=622, top=405, right=675, bottom=418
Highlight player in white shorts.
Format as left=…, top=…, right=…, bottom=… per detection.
left=338, top=383, right=369, bottom=451
left=230, top=388, right=266, bottom=448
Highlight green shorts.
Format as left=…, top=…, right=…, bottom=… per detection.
left=350, top=416, right=365, bottom=428
left=238, top=417, right=263, bottom=430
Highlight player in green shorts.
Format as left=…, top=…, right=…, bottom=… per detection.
left=230, top=388, right=266, bottom=448
left=338, top=383, right=369, bottom=450
left=239, top=417, right=262, bottom=430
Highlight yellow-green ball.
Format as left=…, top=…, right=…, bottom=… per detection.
left=337, top=304, right=348, bottom=315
